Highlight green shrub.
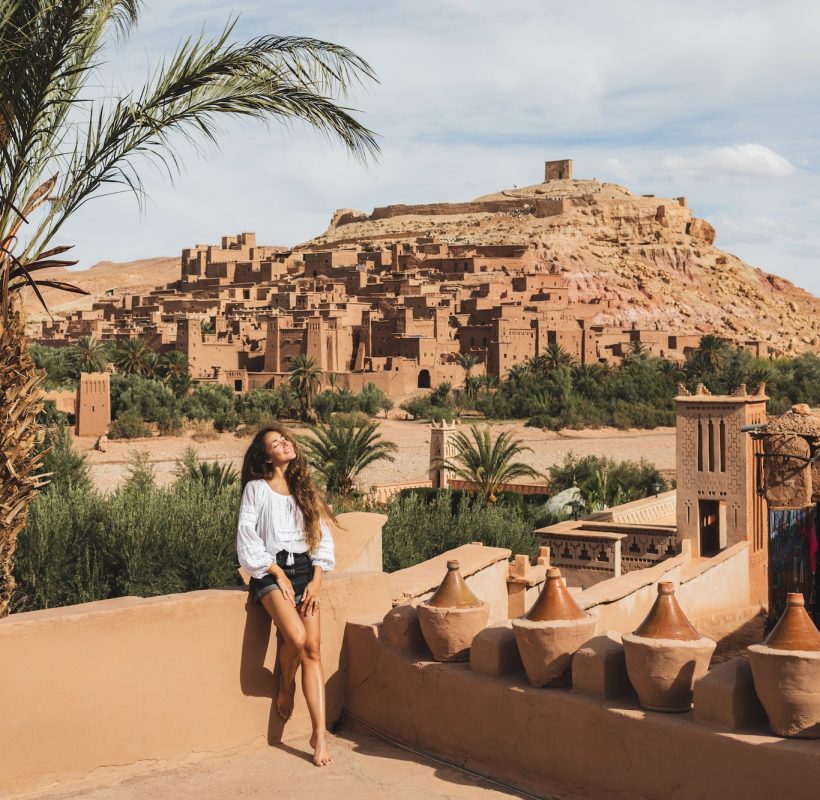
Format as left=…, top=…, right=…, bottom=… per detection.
left=36, top=425, right=91, bottom=494
left=156, top=408, right=184, bottom=436
left=182, top=382, right=236, bottom=421
left=382, top=491, right=538, bottom=572
left=236, top=386, right=297, bottom=425
left=548, top=453, right=667, bottom=510
left=213, top=407, right=240, bottom=432
left=400, top=396, right=454, bottom=421
left=12, top=482, right=242, bottom=613
left=358, top=382, right=393, bottom=416
left=109, top=410, right=151, bottom=439
left=110, top=374, right=179, bottom=422
left=122, top=450, right=156, bottom=494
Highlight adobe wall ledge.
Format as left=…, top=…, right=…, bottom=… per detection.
left=0, top=575, right=393, bottom=797
left=680, top=541, right=749, bottom=582
left=345, top=621, right=820, bottom=800
left=388, top=543, right=511, bottom=605
left=578, top=551, right=687, bottom=610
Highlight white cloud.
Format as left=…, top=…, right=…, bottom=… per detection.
left=660, top=144, right=797, bottom=179
left=52, top=1, right=820, bottom=297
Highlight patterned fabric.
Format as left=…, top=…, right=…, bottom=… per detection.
left=767, top=506, right=818, bottom=630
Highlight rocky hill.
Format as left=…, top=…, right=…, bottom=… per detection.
left=304, top=179, right=819, bottom=355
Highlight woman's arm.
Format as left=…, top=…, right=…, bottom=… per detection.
left=310, top=519, right=335, bottom=574
left=301, top=520, right=334, bottom=615
left=236, top=482, right=275, bottom=579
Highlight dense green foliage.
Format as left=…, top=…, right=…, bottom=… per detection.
left=301, top=418, right=397, bottom=497
left=313, top=382, right=393, bottom=422
left=12, top=482, right=242, bottom=613
left=36, top=425, right=91, bottom=493
left=436, top=425, right=542, bottom=504
left=547, top=453, right=669, bottom=511
left=400, top=344, right=820, bottom=428
left=381, top=491, right=548, bottom=572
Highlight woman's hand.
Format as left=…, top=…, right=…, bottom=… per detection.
left=300, top=579, right=321, bottom=616
left=268, top=564, right=296, bottom=606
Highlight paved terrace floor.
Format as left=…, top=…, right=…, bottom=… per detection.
left=18, top=729, right=535, bottom=800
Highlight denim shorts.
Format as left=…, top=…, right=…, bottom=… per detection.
left=248, top=551, right=312, bottom=605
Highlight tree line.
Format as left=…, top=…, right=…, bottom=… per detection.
left=401, top=339, right=820, bottom=428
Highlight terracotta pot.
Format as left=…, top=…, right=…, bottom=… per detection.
left=748, top=593, right=820, bottom=738
left=526, top=567, right=586, bottom=622
left=622, top=582, right=715, bottom=712
left=427, top=559, right=482, bottom=608
left=512, top=567, right=596, bottom=687
left=417, top=560, right=489, bottom=662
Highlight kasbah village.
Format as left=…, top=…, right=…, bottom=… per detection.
left=3, top=8, right=820, bottom=800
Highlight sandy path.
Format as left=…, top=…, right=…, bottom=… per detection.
left=77, top=420, right=676, bottom=494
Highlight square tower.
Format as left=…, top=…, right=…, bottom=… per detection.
left=544, top=159, right=573, bottom=182
left=76, top=371, right=111, bottom=438
left=675, top=385, right=768, bottom=603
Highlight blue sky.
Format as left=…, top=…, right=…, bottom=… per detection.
left=60, top=1, right=820, bottom=295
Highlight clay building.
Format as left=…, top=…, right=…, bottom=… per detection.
left=35, top=161, right=732, bottom=397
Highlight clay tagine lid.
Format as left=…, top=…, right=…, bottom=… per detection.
left=526, top=567, right=586, bottom=622
left=633, top=582, right=700, bottom=641
left=426, top=560, right=482, bottom=608
left=764, top=593, right=820, bottom=652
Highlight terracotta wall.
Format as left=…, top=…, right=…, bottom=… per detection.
left=576, top=541, right=752, bottom=634
left=0, top=512, right=389, bottom=797
left=344, top=621, right=819, bottom=800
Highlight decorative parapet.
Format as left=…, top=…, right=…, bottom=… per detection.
left=536, top=522, right=624, bottom=577
left=536, top=520, right=681, bottom=578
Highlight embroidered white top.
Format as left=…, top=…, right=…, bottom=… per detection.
left=236, top=479, right=335, bottom=580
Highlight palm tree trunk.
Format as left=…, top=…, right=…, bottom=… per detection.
left=0, top=297, right=45, bottom=617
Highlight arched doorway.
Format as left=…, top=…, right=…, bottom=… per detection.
left=418, top=369, right=431, bottom=388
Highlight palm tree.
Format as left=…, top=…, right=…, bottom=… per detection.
left=456, top=353, right=480, bottom=399
left=464, top=374, right=483, bottom=399
left=69, top=335, right=109, bottom=373
left=542, top=342, right=577, bottom=370
left=624, top=340, right=651, bottom=361
left=505, top=363, right=529, bottom=387
left=288, top=354, right=323, bottom=420
left=301, top=418, right=397, bottom=498
left=0, top=3, right=378, bottom=616
left=435, top=425, right=542, bottom=505
left=115, top=338, right=151, bottom=376
left=161, top=350, right=191, bottom=397
left=695, top=334, right=732, bottom=373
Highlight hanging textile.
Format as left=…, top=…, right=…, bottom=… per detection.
left=767, top=506, right=818, bottom=631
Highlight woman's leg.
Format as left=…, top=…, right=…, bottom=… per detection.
left=260, top=589, right=306, bottom=720
left=300, top=607, right=332, bottom=766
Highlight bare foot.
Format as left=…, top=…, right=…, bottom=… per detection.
left=310, top=732, right=333, bottom=767
left=276, top=674, right=296, bottom=720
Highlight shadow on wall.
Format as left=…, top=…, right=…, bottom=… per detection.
left=238, top=596, right=285, bottom=744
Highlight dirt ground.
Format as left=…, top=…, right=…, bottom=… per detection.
left=20, top=728, right=529, bottom=800
left=77, top=420, right=676, bottom=493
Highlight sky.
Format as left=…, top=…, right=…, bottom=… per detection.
left=58, top=0, right=820, bottom=296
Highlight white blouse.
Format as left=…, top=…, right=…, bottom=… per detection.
left=236, top=479, right=335, bottom=580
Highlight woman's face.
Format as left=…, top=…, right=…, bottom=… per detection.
left=263, top=430, right=297, bottom=468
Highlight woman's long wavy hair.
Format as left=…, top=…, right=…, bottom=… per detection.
left=240, top=424, right=335, bottom=553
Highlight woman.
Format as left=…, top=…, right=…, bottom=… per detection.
left=237, top=425, right=335, bottom=767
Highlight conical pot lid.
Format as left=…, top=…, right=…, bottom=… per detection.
left=426, top=560, right=482, bottom=608
left=764, top=593, right=820, bottom=651
left=633, top=582, right=700, bottom=641
left=526, top=567, right=586, bottom=621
